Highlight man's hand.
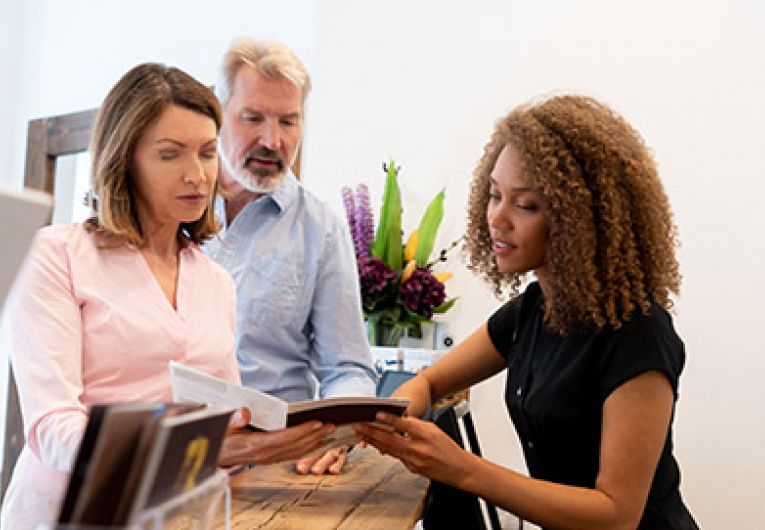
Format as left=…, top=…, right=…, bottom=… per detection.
left=295, top=445, right=349, bottom=475
left=218, top=408, right=336, bottom=467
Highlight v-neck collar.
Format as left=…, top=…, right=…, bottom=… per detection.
left=135, top=245, right=191, bottom=317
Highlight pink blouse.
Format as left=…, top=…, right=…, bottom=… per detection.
left=1, top=224, right=240, bottom=529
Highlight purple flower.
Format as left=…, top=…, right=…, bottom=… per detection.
left=359, top=256, right=396, bottom=300
left=341, top=165, right=457, bottom=332
left=399, top=268, right=446, bottom=319
left=353, top=184, right=374, bottom=260
left=341, top=186, right=356, bottom=243
left=342, top=184, right=375, bottom=261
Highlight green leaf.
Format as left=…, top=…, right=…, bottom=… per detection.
left=433, top=297, right=457, bottom=314
left=365, top=309, right=411, bottom=346
left=403, top=307, right=430, bottom=323
left=370, top=161, right=402, bottom=271
left=414, top=190, right=445, bottom=267
left=366, top=307, right=402, bottom=326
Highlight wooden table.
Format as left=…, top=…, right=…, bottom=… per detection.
left=221, top=446, right=429, bottom=529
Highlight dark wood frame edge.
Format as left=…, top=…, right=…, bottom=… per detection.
left=1, top=108, right=96, bottom=502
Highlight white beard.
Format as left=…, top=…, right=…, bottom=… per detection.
left=233, top=171, right=284, bottom=194
left=221, top=150, right=286, bottom=194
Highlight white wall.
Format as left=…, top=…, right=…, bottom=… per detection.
left=0, top=0, right=24, bottom=190
left=1, top=1, right=763, bottom=527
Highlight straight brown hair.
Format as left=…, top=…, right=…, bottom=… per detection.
left=86, top=63, right=222, bottom=246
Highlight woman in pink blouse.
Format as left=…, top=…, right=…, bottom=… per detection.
left=0, top=63, right=332, bottom=529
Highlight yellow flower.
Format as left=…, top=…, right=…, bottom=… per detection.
left=401, top=260, right=417, bottom=283
left=434, top=272, right=452, bottom=283
left=404, top=230, right=419, bottom=262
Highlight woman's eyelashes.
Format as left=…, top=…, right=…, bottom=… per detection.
left=157, top=149, right=217, bottom=162
left=200, top=149, right=217, bottom=160
left=515, top=200, right=538, bottom=211
left=489, top=188, right=538, bottom=212
left=158, top=150, right=179, bottom=161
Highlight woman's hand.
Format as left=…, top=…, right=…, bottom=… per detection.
left=218, top=407, right=336, bottom=467
left=354, top=412, right=474, bottom=485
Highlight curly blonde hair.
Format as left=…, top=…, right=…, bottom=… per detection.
left=465, top=95, right=681, bottom=333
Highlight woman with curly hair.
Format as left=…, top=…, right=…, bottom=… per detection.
left=355, top=95, right=697, bottom=529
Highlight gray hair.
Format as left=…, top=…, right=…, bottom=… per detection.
left=216, top=37, right=311, bottom=106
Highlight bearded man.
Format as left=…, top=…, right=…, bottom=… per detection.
left=205, top=37, right=377, bottom=475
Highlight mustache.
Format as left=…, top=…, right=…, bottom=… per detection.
left=245, top=146, right=285, bottom=169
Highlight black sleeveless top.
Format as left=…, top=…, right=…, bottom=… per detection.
left=487, top=282, right=698, bottom=529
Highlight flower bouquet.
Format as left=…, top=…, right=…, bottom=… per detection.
left=342, top=161, right=458, bottom=347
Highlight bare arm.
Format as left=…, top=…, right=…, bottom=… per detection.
left=358, top=370, right=674, bottom=530
left=293, top=324, right=508, bottom=475
left=392, top=323, right=507, bottom=417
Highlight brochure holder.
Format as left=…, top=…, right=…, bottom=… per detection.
left=137, top=468, right=230, bottom=530
left=42, top=469, right=231, bottom=530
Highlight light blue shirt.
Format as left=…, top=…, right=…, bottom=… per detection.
left=204, top=174, right=377, bottom=402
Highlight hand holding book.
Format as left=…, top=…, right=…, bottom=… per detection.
left=169, top=361, right=410, bottom=462
left=218, top=406, right=336, bottom=467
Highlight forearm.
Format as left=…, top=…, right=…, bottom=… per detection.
left=457, top=454, right=634, bottom=530
left=418, top=323, right=506, bottom=403
left=454, top=374, right=671, bottom=530
left=318, top=362, right=377, bottom=398
left=356, top=412, right=636, bottom=530
left=312, top=224, right=378, bottom=399
left=392, top=376, right=432, bottom=417
left=31, top=409, right=88, bottom=473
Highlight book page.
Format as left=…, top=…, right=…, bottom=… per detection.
left=169, top=361, right=288, bottom=430
left=169, top=362, right=409, bottom=432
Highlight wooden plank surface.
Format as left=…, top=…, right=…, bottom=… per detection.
left=221, top=446, right=428, bottom=529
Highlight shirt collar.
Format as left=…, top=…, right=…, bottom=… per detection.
left=268, top=171, right=298, bottom=213
left=215, top=172, right=299, bottom=229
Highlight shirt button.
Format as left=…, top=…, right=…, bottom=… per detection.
left=528, top=441, right=534, bottom=449
left=516, top=387, right=522, bottom=397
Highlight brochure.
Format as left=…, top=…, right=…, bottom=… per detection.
left=169, top=361, right=409, bottom=436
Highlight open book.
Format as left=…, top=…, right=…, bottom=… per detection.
left=169, top=361, right=409, bottom=446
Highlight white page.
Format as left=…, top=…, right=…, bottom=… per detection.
left=169, top=361, right=288, bottom=430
